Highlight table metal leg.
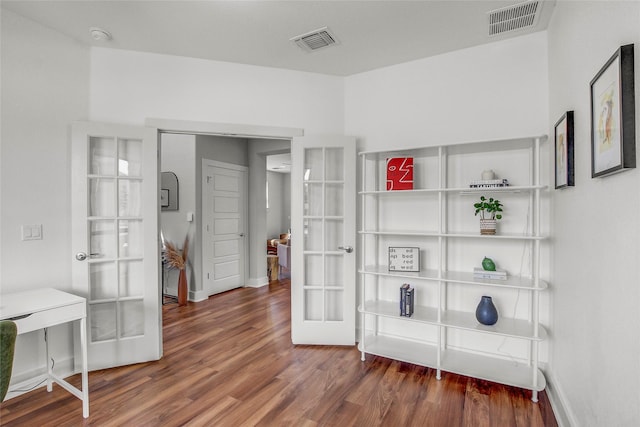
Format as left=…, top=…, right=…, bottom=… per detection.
left=80, top=317, right=89, bottom=418
left=44, top=328, right=52, bottom=392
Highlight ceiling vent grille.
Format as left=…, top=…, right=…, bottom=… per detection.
left=488, top=1, right=541, bottom=36
left=291, top=27, right=339, bottom=52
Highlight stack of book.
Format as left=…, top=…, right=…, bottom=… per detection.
left=473, top=267, right=507, bottom=280
left=400, top=284, right=415, bottom=317
left=469, top=178, right=510, bottom=188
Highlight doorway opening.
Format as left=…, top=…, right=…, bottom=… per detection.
left=266, top=152, right=292, bottom=282
left=153, top=119, right=299, bottom=303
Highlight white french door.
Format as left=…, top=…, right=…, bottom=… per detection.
left=71, top=121, right=161, bottom=370
left=202, top=160, right=248, bottom=295
left=291, top=135, right=356, bottom=345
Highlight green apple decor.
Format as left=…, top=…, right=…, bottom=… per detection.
left=482, top=257, right=496, bottom=271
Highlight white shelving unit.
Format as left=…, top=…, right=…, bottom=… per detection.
left=358, top=135, right=548, bottom=401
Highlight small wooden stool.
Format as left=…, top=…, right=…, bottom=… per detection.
left=267, top=255, right=279, bottom=281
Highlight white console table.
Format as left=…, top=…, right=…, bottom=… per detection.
left=0, top=288, right=89, bottom=418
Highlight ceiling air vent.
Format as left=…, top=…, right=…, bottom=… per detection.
left=488, top=1, right=541, bottom=36
left=291, top=27, right=339, bottom=52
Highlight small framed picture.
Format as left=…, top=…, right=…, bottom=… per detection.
left=388, top=247, right=420, bottom=272
left=590, top=44, right=636, bottom=178
left=554, top=111, right=575, bottom=189
left=160, top=189, right=170, bottom=207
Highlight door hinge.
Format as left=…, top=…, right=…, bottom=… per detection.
left=207, top=176, right=212, bottom=183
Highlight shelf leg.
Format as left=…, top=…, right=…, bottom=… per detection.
left=436, top=368, right=441, bottom=381
left=531, top=390, right=539, bottom=403
left=360, top=351, right=365, bottom=362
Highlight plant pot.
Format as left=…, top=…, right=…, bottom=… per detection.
left=479, top=219, right=496, bottom=235
left=476, top=295, right=498, bottom=325
left=178, top=268, right=188, bottom=306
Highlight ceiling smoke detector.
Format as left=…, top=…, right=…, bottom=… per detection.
left=90, top=27, right=112, bottom=42
left=290, top=27, right=339, bottom=52
left=487, top=1, right=541, bottom=36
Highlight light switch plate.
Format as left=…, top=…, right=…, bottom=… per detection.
left=22, top=224, right=43, bottom=241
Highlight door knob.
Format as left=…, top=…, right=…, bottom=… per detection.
left=338, top=246, right=353, bottom=253
left=76, top=252, right=100, bottom=261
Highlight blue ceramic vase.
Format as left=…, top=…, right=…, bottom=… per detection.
left=476, top=295, right=498, bottom=325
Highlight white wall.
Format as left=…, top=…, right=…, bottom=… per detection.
left=160, top=133, right=196, bottom=297
left=0, top=9, right=89, bottom=384
left=267, top=171, right=287, bottom=238
left=89, top=48, right=345, bottom=134
left=345, top=32, right=549, bottom=149
left=547, top=2, right=640, bottom=426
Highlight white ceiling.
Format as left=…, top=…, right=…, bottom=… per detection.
left=2, top=0, right=556, bottom=76
left=267, top=153, right=292, bottom=173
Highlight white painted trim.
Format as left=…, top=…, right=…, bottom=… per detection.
left=544, top=371, right=577, bottom=427
left=146, top=118, right=303, bottom=140
left=190, top=289, right=209, bottom=302
left=203, top=159, right=249, bottom=172
left=246, top=276, right=270, bottom=288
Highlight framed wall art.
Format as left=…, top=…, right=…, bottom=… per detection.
left=161, top=171, right=179, bottom=211
left=386, top=157, right=414, bottom=190
left=554, top=111, right=575, bottom=189
left=590, top=44, right=636, bottom=178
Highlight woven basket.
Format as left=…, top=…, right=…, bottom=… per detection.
left=480, top=219, right=497, bottom=235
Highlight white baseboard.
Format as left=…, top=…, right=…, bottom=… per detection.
left=5, top=356, right=75, bottom=401
left=245, top=276, right=269, bottom=288
left=544, top=370, right=577, bottom=427
left=190, top=289, right=209, bottom=302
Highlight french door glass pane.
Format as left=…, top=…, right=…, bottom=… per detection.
left=325, top=290, right=344, bottom=321
left=118, top=138, right=143, bottom=177
left=91, top=302, right=116, bottom=342
left=325, top=255, right=343, bottom=287
left=90, top=137, right=116, bottom=175
left=90, top=220, right=116, bottom=259
left=304, top=148, right=323, bottom=181
left=90, top=179, right=115, bottom=217
left=120, top=300, right=144, bottom=337
left=119, top=260, right=144, bottom=297
left=325, top=148, right=344, bottom=180
left=325, top=184, right=343, bottom=216
left=89, top=263, right=117, bottom=300
left=303, top=183, right=323, bottom=216
left=305, top=290, right=323, bottom=321
left=118, top=179, right=142, bottom=217
left=303, top=219, right=323, bottom=251
left=119, top=219, right=144, bottom=258
left=304, top=254, right=323, bottom=286
left=325, top=219, right=343, bottom=252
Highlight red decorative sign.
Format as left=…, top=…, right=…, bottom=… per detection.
left=386, top=157, right=414, bottom=190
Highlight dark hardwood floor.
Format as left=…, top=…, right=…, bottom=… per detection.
left=0, top=279, right=557, bottom=426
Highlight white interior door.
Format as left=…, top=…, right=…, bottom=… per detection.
left=202, top=160, right=248, bottom=295
left=71, top=121, right=161, bottom=370
left=291, top=135, right=356, bottom=345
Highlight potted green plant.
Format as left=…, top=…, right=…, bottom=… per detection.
left=473, top=196, right=503, bottom=235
